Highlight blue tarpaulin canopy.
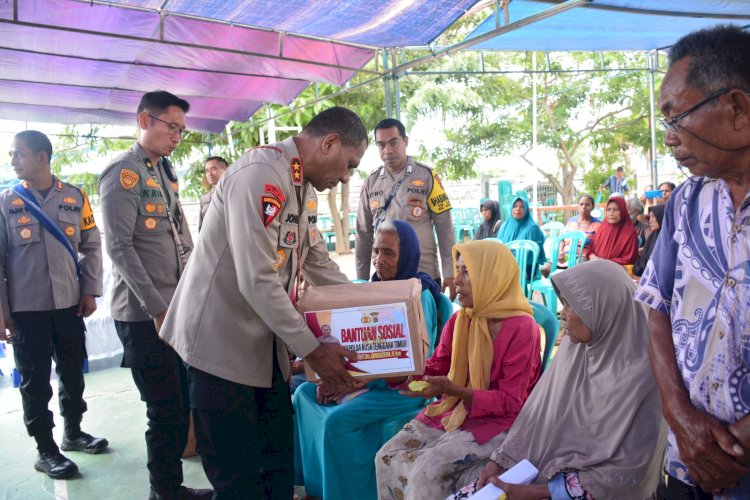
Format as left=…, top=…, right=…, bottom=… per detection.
left=464, top=1, right=750, bottom=51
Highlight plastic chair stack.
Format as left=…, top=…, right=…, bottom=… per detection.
left=530, top=230, right=587, bottom=315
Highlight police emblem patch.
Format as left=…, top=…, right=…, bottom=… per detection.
left=19, top=228, right=32, bottom=240
left=65, top=226, right=75, bottom=236
left=11, top=198, right=24, bottom=207
left=146, top=178, right=159, bottom=188
left=411, top=206, right=424, bottom=217
left=63, top=196, right=77, bottom=204
left=264, top=184, right=286, bottom=203
left=145, top=203, right=156, bottom=213
left=370, top=200, right=380, bottom=210
left=144, top=217, right=158, bottom=230
left=17, top=215, right=30, bottom=225
left=273, top=250, right=287, bottom=271
left=283, top=230, right=297, bottom=246
left=120, top=169, right=139, bottom=190
left=262, top=196, right=281, bottom=227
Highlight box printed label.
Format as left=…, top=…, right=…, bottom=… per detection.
left=304, top=302, right=415, bottom=376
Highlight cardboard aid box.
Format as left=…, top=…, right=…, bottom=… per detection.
left=298, top=278, right=430, bottom=381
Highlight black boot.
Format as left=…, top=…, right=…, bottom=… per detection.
left=61, top=431, right=109, bottom=454
left=34, top=451, right=78, bottom=479
left=148, top=486, right=213, bottom=500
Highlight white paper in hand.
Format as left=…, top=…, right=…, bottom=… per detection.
left=457, top=459, right=538, bottom=500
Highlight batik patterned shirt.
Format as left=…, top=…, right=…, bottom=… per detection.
left=635, top=177, right=750, bottom=490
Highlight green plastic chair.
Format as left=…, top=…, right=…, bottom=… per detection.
left=540, top=221, right=564, bottom=257
left=529, top=230, right=586, bottom=315
left=505, top=239, right=540, bottom=299
left=318, top=215, right=336, bottom=250
left=530, top=300, right=559, bottom=372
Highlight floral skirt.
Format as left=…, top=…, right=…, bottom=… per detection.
left=375, top=420, right=507, bottom=500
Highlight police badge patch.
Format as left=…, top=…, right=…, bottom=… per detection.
left=262, top=196, right=281, bottom=227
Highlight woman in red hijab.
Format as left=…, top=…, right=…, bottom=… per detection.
left=587, top=195, right=639, bottom=265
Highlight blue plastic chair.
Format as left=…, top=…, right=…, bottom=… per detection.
left=530, top=230, right=586, bottom=315
left=530, top=300, right=559, bottom=371
left=505, top=240, right=540, bottom=299
left=540, top=221, right=564, bottom=257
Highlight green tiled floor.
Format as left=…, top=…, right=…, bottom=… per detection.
left=0, top=366, right=211, bottom=499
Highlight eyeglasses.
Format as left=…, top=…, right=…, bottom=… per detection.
left=658, top=88, right=731, bottom=133
left=148, top=114, right=188, bottom=137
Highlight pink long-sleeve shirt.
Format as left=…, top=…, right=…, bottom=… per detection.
left=415, top=311, right=542, bottom=445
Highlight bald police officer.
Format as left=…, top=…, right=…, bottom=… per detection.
left=160, top=107, right=367, bottom=499
left=355, top=118, right=456, bottom=298
left=1, top=130, right=106, bottom=479
left=99, top=91, right=209, bottom=500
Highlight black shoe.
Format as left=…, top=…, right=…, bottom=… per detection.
left=61, top=431, right=109, bottom=454
left=148, top=486, right=213, bottom=500
left=34, top=451, right=78, bottom=479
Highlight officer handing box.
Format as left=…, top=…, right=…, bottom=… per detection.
left=298, top=279, right=429, bottom=381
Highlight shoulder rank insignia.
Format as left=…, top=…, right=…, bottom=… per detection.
left=120, top=169, right=139, bottom=190
left=290, top=157, right=303, bottom=186
left=63, top=196, right=77, bottom=204
left=146, top=178, right=159, bottom=188
left=11, top=198, right=24, bottom=207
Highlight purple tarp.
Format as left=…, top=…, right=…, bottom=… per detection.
left=0, top=0, right=480, bottom=131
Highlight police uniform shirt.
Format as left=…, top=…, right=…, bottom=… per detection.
left=355, top=158, right=455, bottom=280
left=0, top=178, right=102, bottom=318
left=99, top=143, right=193, bottom=322
left=160, top=137, right=349, bottom=388
left=198, top=191, right=212, bottom=231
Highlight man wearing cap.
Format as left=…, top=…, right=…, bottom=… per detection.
left=1, top=130, right=106, bottom=479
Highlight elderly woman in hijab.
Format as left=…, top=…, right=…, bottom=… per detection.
left=451, top=260, right=667, bottom=500
left=293, top=221, right=445, bottom=500
left=375, top=239, right=542, bottom=500
left=496, top=196, right=547, bottom=279
left=474, top=200, right=502, bottom=240
left=587, top=195, right=639, bottom=265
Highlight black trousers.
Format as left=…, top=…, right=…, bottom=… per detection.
left=188, top=358, right=293, bottom=500
left=114, top=320, right=189, bottom=494
left=666, top=475, right=713, bottom=500
left=11, top=306, right=87, bottom=443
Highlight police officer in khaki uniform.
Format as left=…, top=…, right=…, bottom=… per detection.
left=355, top=118, right=456, bottom=298
left=1, top=130, right=106, bottom=479
left=198, top=156, right=228, bottom=231
left=99, top=91, right=209, bottom=500
left=160, top=107, right=368, bottom=499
